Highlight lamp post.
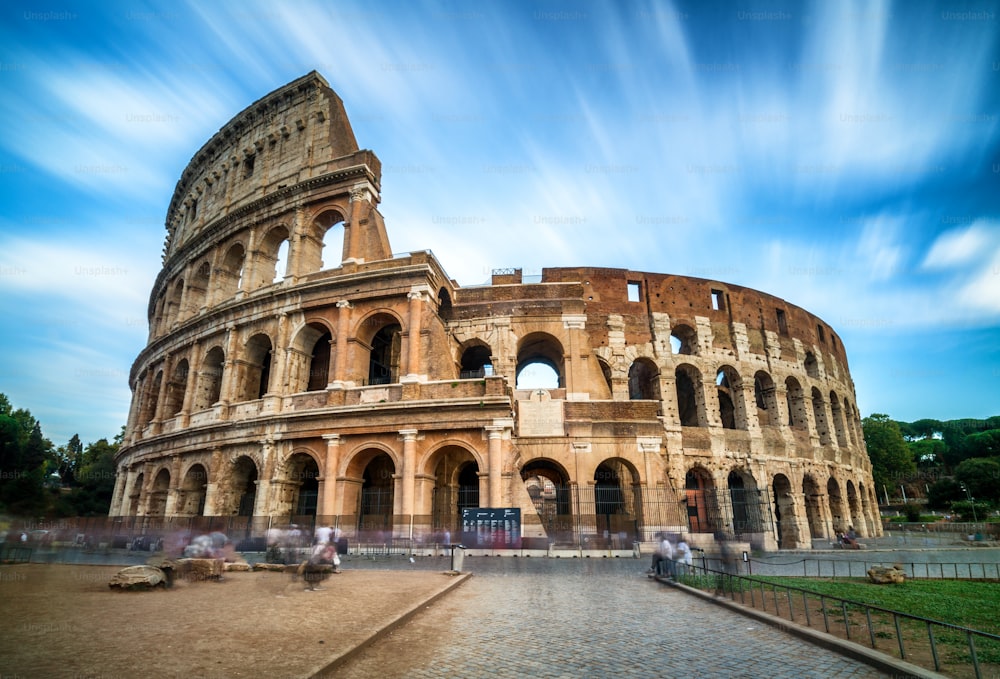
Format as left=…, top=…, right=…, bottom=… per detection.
left=959, top=483, right=978, bottom=524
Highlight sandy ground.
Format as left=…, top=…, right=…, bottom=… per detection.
left=0, top=563, right=466, bottom=679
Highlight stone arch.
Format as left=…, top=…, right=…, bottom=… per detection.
left=516, top=332, right=565, bottom=389
left=239, top=333, right=273, bottom=401
left=593, top=458, right=642, bottom=542
left=675, top=364, right=706, bottom=427
left=347, top=449, right=397, bottom=535
left=164, top=359, right=189, bottom=417
left=177, top=463, right=208, bottom=516
left=785, top=376, right=807, bottom=430
left=597, top=357, right=614, bottom=397
left=804, top=351, right=820, bottom=379
left=802, top=473, right=825, bottom=541
left=184, top=260, right=211, bottom=313
left=437, top=287, right=453, bottom=320
left=166, top=278, right=184, bottom=326
left=139, top=369, right=162, bottom=427
left=427, top=444, right=481, bottom=536
left=127, top=472, right=144, bottom=516
left=811, top=387, right=832, bottom=444
left=147, top=467, right=170, bottom=517
left=227, top=455, right=259, bottom=516
left=727, top=468, right=765, bottom=536
left=300, top=206, right=347, bottom=273
left=846, top=480, right=862, bottom=535
left=684, top=466, right=718, bottom=534
left=830, top=391, right=848, bottom=447
left=258, top=224, right=291, bottom=286
left=288, top=321, right=333, bottom=393
left=459, top=341, right=493, bottom=378
left=754, top=370, right=778, bottom=426
left=628, top=357, right=660, bottom=400
left=716, top=365, right=747, bottom=430
left=215, top=242, right=245, bottom=302
left=357, top=311, right=403, bottom=384
left=278, top=451, right=321, bottom=519
left=827, top=477, right=845, bottom=534
left=771, top=473, right=799, bottom=549
left=194, top=345, right=225, bottom=410
left=521, top=458, right=572, bottom=540
left=670, top=323, right=698, bottom=355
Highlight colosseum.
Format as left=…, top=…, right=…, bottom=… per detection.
left=110, top=72, right=881, bottom=553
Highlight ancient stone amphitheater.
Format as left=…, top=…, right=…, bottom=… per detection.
left=111, top=72, right=880, bottom=552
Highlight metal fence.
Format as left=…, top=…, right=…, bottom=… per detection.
left=674, top=563, right=1000, bottom=679
left=747, top=557, right=1000, bottom=580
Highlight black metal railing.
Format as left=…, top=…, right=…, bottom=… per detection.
left=674, top=563, right=1000, bottom=679
left=748, top=556, right=1000, bottom=580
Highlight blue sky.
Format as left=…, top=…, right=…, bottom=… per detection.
left=0, top=0, right=998, bottom=447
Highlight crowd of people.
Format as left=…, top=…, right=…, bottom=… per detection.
left=646, top=532, right=693, bottom=579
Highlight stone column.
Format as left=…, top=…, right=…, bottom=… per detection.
left=179, top=342, right=202, bottom=426
left=332, top=300, right=352, bottom=386
left=319, top=434, right=342, bottom=518
left=202, top=447, right=225, bottom=516
left=485, top=421, right=512, bottom=508
left=404, top=288, right=426, bottom=381
left=562, top=314, right=587, bottom=398
left=399, top=429, right=419, bottom=527
left=219, top=324, right=240, bottom=405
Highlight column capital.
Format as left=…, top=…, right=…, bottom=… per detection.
left=322, top=433, right=342, bottom=443
left=398, top=429, right=419, bottom=441
left=336, top=299, right=352, bottom=309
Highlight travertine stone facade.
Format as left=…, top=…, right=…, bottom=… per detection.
left=111, top=72, right=881, bottom=550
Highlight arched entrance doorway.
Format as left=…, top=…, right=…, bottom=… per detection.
left=234, top=456, right=258, bottom=516
left=772, top=474, right=799, bottom=549
left=429, top=446, right=480, bottom=540
left=283, top=453, right=320, bottom=520
left=359, top=453, right=395, bottom=536
left=521, top=459, right=571, bottom=543
left=148, top=469, right=170, bottom=517
left=178, top=464, right=208, bottom=516
left=802, top=474, right=825, bottom=542
left=727, top=470, right=766, bottom=538
left=593, top=459, right=641, bottom=545
left=685, top=467, right=717, bottom=535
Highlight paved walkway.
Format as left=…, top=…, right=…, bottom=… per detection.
left=330, top=559, right=887, bottom=678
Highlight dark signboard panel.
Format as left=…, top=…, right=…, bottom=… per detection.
left=461, top=508, right=521, bottom=549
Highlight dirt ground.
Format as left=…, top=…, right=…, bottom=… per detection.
left=0, top=563, right=466, bottom=678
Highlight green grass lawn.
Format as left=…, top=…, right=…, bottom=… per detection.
left=754, top=576, right=1000, bottom=634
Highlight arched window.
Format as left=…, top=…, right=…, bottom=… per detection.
left=195, top=346, right=225, bottom=410
left=307, top=330, right=332, bottom=392
left=628, top=358, right=660, bottom=400
left=460, top=343, right=493, bottom=378
left=165, top=359, right=189, bottom=417
left=753, top=371, right=778, bottom=426
left=242, top=334, right=273, bottom=401
left=670, top=324, right=698, bottom=355
left=185, top=261, right=211, bottom=313
left=369, top=323, right=402, bottom=385
left=785, top=377, right=806, bottom=430
left=516, top=332, right=564, bottom=389
left=830, top=391, right=848, bottom=447
left=716, top=366, right=746, bottom=429
left=216, top=242, right=245, bottom=302
left=812, top=387, right=832, bottom=444
left=804, top=351, right=820, bottom=379
left=675, top=364, right=704, bottom=427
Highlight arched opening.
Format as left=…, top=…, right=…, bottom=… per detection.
left=148, top=468, right=170, bottom=517
left=804, top=351, right=820, bottom=379
left=716, top=366, right=745, bottom=430
left=321, top=217, right=345, bottom=270
left=368, top=323, right=402, bottom=385
left=670, top=324, right=698, bottom=355
left=459, top=343, right=493, bottom=379
left=233, top=456, right=258, bottom=516
left=216, top=242, right=245, bottom=301
left=285, top=453, right=320, bottom=519
left=195, top=346, right=225, bottom=410
left=772, top=474, right=799, bottom=549
left=685, top=467, right=717, bottom=534
left=166, top=279, right=184, bottom=326
left=359, top=452, right=395, bottom=534
left=241, top=334, right=273, bottom=401
left=628, top=358, right=660, bottom=400
left=437, top=288, right=453, bottom=321
left=785, top=377, right=806, bottom=430
left=675, top=364, right=704, bottom=427
left=430, top=446, right=480, bottom=540
left=754, top=371, right=777, bottom=426
left=728, top=470, right=764, bottom=537
left=827, top=477, right=845, bottom=534
left=846, top=480, right=862, bottom=535
left=165, top=359, right=189, bottom=417
left=178, top=464, right=208, bottom=516
left=516, top=333, right=564, bottom=390
left=597, top=358, right=613, bottom=397
left=521, top=459, right=571, bottom=542
left=594, top=459, right=641, bottom=543
left=127, top=472, right=143, bottom=515
left=802, top=474, right=825, bottom=541
left=185, top=261, right=211, bottom=313
left=812, top=387, right=832, bottom=444
left=830, top=392, right=848, bottom=447
left=139, top=370, right=162, bottom=427
left=288, top=322, right=331, bottom=393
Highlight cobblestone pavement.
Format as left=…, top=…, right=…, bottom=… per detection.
left=331, top=558, right=887, bottom=679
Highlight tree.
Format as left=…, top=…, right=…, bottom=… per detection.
left=954, top=457, right=1000, bottom=506
left=961, top=430, right=1000, bottom=459
left=62, top=438, right=119, bottom=516
left=863, top=414, right=916, bottom=499
left=927, top=477, right=963, bottom=511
